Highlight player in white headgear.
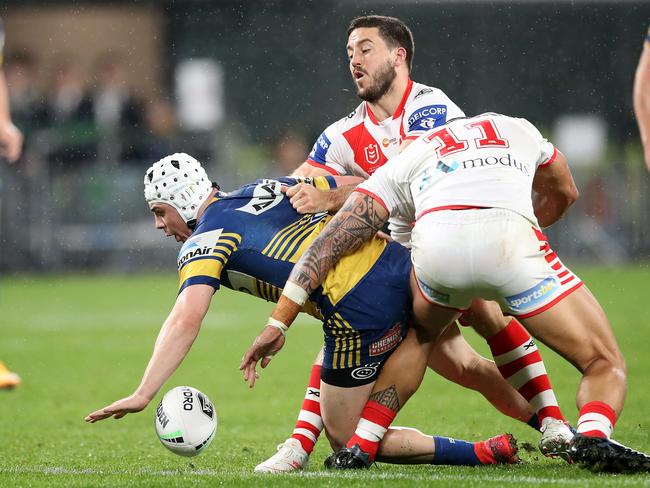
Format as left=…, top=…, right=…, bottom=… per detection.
left=144, top=152, right=216, bottom=231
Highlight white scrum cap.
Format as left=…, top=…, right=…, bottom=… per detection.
left=144, top=153, right=213, bottom=225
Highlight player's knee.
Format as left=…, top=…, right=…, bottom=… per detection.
left=323, top=428, right=346, bottom=451
left=583, top=344, right=627, bottom=381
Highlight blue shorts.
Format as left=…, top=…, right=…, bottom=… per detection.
left=316, top=242, right=412, bottom=387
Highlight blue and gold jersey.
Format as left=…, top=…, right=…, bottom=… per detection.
left=177, top=177, right=334, bottom=312
left=178, top=176, right=412, bottom=374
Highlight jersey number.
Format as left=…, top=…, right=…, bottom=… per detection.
left=424, top=118, right=509, bottom=158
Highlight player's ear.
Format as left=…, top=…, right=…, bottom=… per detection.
left=393, top=46, right=407, bottom=68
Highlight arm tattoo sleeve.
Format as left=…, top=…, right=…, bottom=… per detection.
left=369, top=385, right=401, bottom=411
left=288, top=193, right=389, bottom=294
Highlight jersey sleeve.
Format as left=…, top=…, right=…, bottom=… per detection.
left=306, top=121, right=353, bottom=176
left=177, top=227, right=243, bottom=294
left=516, top=117, right=557, bottom=168
left=356, top=152, right=411, bottom=215
left=402, top=88, right=465, bottom=141
left=288, top=175, right=338, bottom=190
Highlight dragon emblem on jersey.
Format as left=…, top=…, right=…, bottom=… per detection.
left=364, top=143, right=380, bottom=165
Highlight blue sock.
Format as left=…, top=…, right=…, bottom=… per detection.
left=432, top=436, right=480, bottom=466
left=527, top=413, right=541, bottom=432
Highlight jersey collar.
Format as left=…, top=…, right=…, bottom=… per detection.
left=365, top=79, right=414, bottom=125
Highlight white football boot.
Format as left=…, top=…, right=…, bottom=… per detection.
left=254, top=438, right=309, bottom=473
left=539, top=417, right=575, bottom=461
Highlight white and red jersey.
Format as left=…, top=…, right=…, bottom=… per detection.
left=358, top=113, right=558, bottom=228
left=307, top=80, right=464, bottom=178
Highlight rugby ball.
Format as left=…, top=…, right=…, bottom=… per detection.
left=154, top=386, right=217, bottom=457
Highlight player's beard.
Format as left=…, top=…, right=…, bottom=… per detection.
left=355, top=60, right=396, bottom=103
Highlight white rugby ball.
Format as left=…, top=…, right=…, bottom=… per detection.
left=154, top=386, right=217, bottom=457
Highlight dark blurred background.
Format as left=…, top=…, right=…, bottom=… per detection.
left=0, top=0, right=648, bottom=271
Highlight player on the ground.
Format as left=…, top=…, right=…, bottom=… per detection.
left=634, top=25, right=650, bottom=171
left=242, top=113, right=650, bottom=473
left=0, top=19, right=24, bottom=390
left=255, top=15, right=569, bottom=473
left=84, top=153, right=520, bottom=467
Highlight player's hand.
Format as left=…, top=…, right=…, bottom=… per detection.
left=376, top=231, right=393, bottom=242
left=84, top=392, right=151, bottom=423
left=283, top=183, right=330, bottom=213
left=0, top=122, right=24, bottom=163
left=240, top=325, right=286, bottom=388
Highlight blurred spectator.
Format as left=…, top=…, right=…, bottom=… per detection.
left=45, top=57, right=92, bottom=125
left=634, top=25, right=650, bottom=171
left=91, top=53, right=142, bottom=150
left=4, top=50, right=45, bottom=136
left=44, top=57, right=96, bottom=165
left=274, top=129, right=309, bottom=176
left=126, top=97, right=180, bottom=162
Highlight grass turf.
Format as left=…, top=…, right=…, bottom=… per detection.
left=1, top=265, right=649, bottom=487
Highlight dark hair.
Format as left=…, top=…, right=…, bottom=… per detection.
left=347, top=15, right=414, bottom=71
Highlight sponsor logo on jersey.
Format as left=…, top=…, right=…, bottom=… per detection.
left=382, top=137, right=397, bottom=148
left=347, top=109, right=357, bottom=119
left=237, top=180, right=284, bottom=215
left=177, top=229, right=224, bottom=269
left=408, top=105, right=448, bottom=132
left=413, top=87, right=434, bottom=99
left=364, top=143, right=380, bottom=165
left=436, top=160, right=459, bottom=174
left=309, top=132, right=332, bottom=164
left=506, top=276, right=559, bottom=312
left=369, top=324, right=402, bottom=356
left=417, top=278, right=450, bottom=304
left=350, top=362, right=380, bottom=380
left=459, top=153, right=530, bottom=175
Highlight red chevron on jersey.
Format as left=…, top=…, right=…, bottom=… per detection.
left=343, top=123, right=389, bottom=175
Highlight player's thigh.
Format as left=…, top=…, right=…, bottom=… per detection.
left=320, top=381, right=375, bottom=450
left=520, top=285, right=624, bottom=372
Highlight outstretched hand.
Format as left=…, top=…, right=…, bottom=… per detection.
left=240, top=325, right=286, bottom=388
left=85, top=392, right=150, bottom=423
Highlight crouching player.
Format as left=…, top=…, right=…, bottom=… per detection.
left=243, top=113, right=650, bottom=473
left=85, top=153, right=522, bottom=467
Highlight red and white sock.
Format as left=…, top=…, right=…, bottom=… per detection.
left=345, top=400, right=397, bottom=461
left=488, top=319, right=565, bottom=424
left=577, top=401, right=617, bottom=438
left=290, top=364, right=323, bottom=454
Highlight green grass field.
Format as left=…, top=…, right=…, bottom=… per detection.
left=1, top=266, right=650, bottom=487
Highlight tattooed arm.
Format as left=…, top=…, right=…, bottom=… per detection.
left=240, top=191, right=389, bottom=386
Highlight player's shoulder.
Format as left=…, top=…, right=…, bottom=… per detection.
left=406, top=81, right=457, bottom=107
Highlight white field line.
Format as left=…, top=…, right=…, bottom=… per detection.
left=2, top=465, right=649, bottom=485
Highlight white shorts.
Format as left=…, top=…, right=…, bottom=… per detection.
left=411, top=208, right=583, bottom=317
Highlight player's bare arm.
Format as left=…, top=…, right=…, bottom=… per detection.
left=634, top=36, right=650, bottom=171
left=0, top=68, right=23, bottom=163
left=288, top=192, right=389, bottom=293
left=532, top=150, right=578, bottom=228
left=85, top=284, right=214, bottom=422
left=240, top=192, right=389, bottom=383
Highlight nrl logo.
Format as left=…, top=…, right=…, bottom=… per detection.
left=364, top=143, right=380, bottom=165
